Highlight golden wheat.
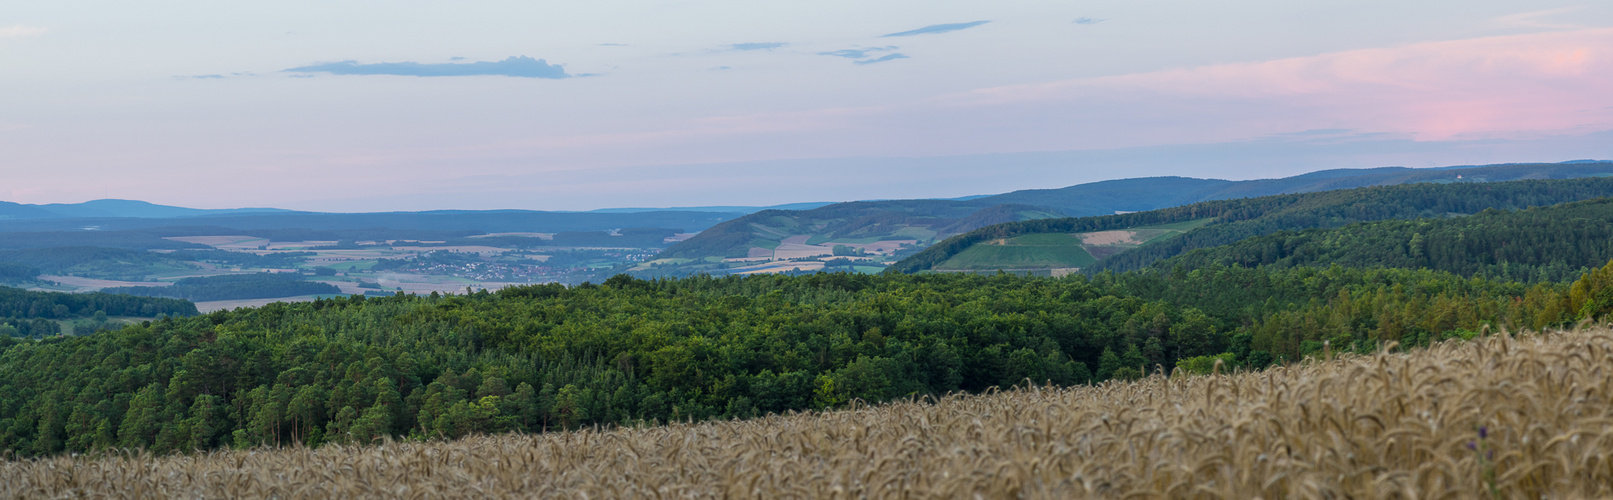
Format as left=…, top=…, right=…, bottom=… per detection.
left=6, top=327, right=1613, bottom=499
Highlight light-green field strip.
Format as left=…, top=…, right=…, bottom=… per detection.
left=937, top=238, right=1096, bottom=270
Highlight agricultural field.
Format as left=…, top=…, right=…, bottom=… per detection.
left=7, top=232, right=668, bottom=310
left=933, top=220, right=1208, bottom=271
left=935, top=237, right=1098, bottom=271
left=6, top=327, right=1611, bottom=498
left=631, top=233, right=918, bottom=276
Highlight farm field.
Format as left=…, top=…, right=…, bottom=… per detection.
left=937, top=242, right=1098, bottom=270
left=933, top=219, right=1209, bottom=271
left=11, top=232, right=665, bottom=305
left=6, top=327, right=1610, bottom=498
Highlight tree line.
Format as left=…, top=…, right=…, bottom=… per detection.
left=6, top=260, right=1613, bottom=457
left=0, top=286, right=197, bottom=322
left=1153, top=197, right=1613, bottom=283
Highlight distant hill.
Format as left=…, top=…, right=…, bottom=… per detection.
left=889, top=173, right=1613, bottom=274
left=33, top=199, right=293, bottom=219
left=586, top=202, right=834, bottom=214
left=0, top=210, right=746, bottom=235
left=0, top=201, right=61, bottom=220
left=653, top=200, right=1060, bottom=265
left=658, top=161, right=1613, bottom=273
left=975, top=161, right=1613, bottom=217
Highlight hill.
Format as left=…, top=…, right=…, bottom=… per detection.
left=657, top=161, right=1613, bottom=276
left=644, top=201, right=1061, bottom=276
left=890, top=173, right=1613, bottom=274
left=0, top=209, right=744, bottom=235
left=975, top=161, right=1613, bottom=216
left=7, top=327, right=1612, bottom=498
left=1153, top=197, right=1613, bottom=282
left=33, top=200, right=292, bottom=219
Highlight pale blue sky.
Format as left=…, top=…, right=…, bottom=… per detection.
left=3, top=1, right=1611, bottom=211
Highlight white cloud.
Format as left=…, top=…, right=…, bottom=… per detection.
left=1495, top=7, right=1584, bottom=30
left=0, top=25, right=49, bottom=38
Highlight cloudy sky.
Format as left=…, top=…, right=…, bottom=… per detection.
left=3, top=1, right=1611, bottom=211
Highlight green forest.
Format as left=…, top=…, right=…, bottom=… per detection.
left=5, top=258, right=1613, bottom=456
left=890, top=177, right=1613, bottom=274
left=0, top=287, right=197, bottom=339
left=10, top=177, right=1613, bottom=459
left=1154, top=198, right=1613, bottom=283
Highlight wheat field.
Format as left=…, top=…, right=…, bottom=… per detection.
left=6, top=327, right=1613, bottom=499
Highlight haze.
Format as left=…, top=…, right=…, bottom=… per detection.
left=4, top=0, right=1611, bottom=211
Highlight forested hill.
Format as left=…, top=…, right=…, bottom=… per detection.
left=0, top=287, right=197, bottom=320
left=6, top=263, right=1613, bottom=457
left=974, top=161, right=1613, bottom=216
left=888, top=176, right=1613, bottom=274
left=656, top=201, right=1058, bottom=260
left=1153, top=197, right=1613, bottom=282
left=657, top=162, right=1613, bottom=269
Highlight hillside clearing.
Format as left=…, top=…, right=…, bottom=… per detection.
left=9, top=326, right=1609, bottom=498
left=937, top=244, right=1097, bottom=270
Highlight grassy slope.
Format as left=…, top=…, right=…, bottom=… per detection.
left=11, top=328, right=1611, bottom=498
left=937, top=244, right=1097, bottom=270
left=891, top=175, right=1613, bottom=274
left=663, top=163, right=1613, bottom=271
left=933, top=220, right=1206, bottom=271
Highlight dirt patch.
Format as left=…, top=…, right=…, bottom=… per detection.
left=772, top=243, right=834, bottom=259
left=836, top=240, right=915, bottom=255
left=734, top=260, right=826, bottom=275
left=469, top=233, right=554, bottom=240
left=389, top=245, right=510, bottom=254
left=165, top=235, right=265, bottom=247
left=194, top=296, right=329, bottom=313
left=1079, top=231, right=1142, bottom=246
left=747, top=247, right=775, bottom=259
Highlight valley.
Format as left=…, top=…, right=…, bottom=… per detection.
left=8, top=161, right=1613, bottom=488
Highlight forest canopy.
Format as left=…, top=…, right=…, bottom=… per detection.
left=4, top=261, right=1612, bottom=457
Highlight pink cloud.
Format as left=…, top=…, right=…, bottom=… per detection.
left=496, top=28, right=1613, bottom=162
left=955, top=28, right=1613, bottom=141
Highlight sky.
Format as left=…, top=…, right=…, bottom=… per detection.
left=3, top=1, right=1612, bottom=212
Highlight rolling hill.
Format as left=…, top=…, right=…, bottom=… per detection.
left=657, top=161, right=1613, bottom=276
left=969, top=161, right=1613, bottom=216
left=1150, top=197, right=1613, bottom=282
left=889, top=174, right=1613, bottom=274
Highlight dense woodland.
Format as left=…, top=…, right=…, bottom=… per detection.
left=0, top=247, right=182, bottom=281
left=0, top=287, right=197, bottom=320
left=5, top=259, right=1613, bottom=456
left=0, top=262, right=38, bottom=283
left=9, top=178, right=1613, bottom=458
left=891, top=177, right=1613, bottom=273
left=1155, top=198, right=1613, bottom=283
left=0, top=287, right=196, bottom=339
